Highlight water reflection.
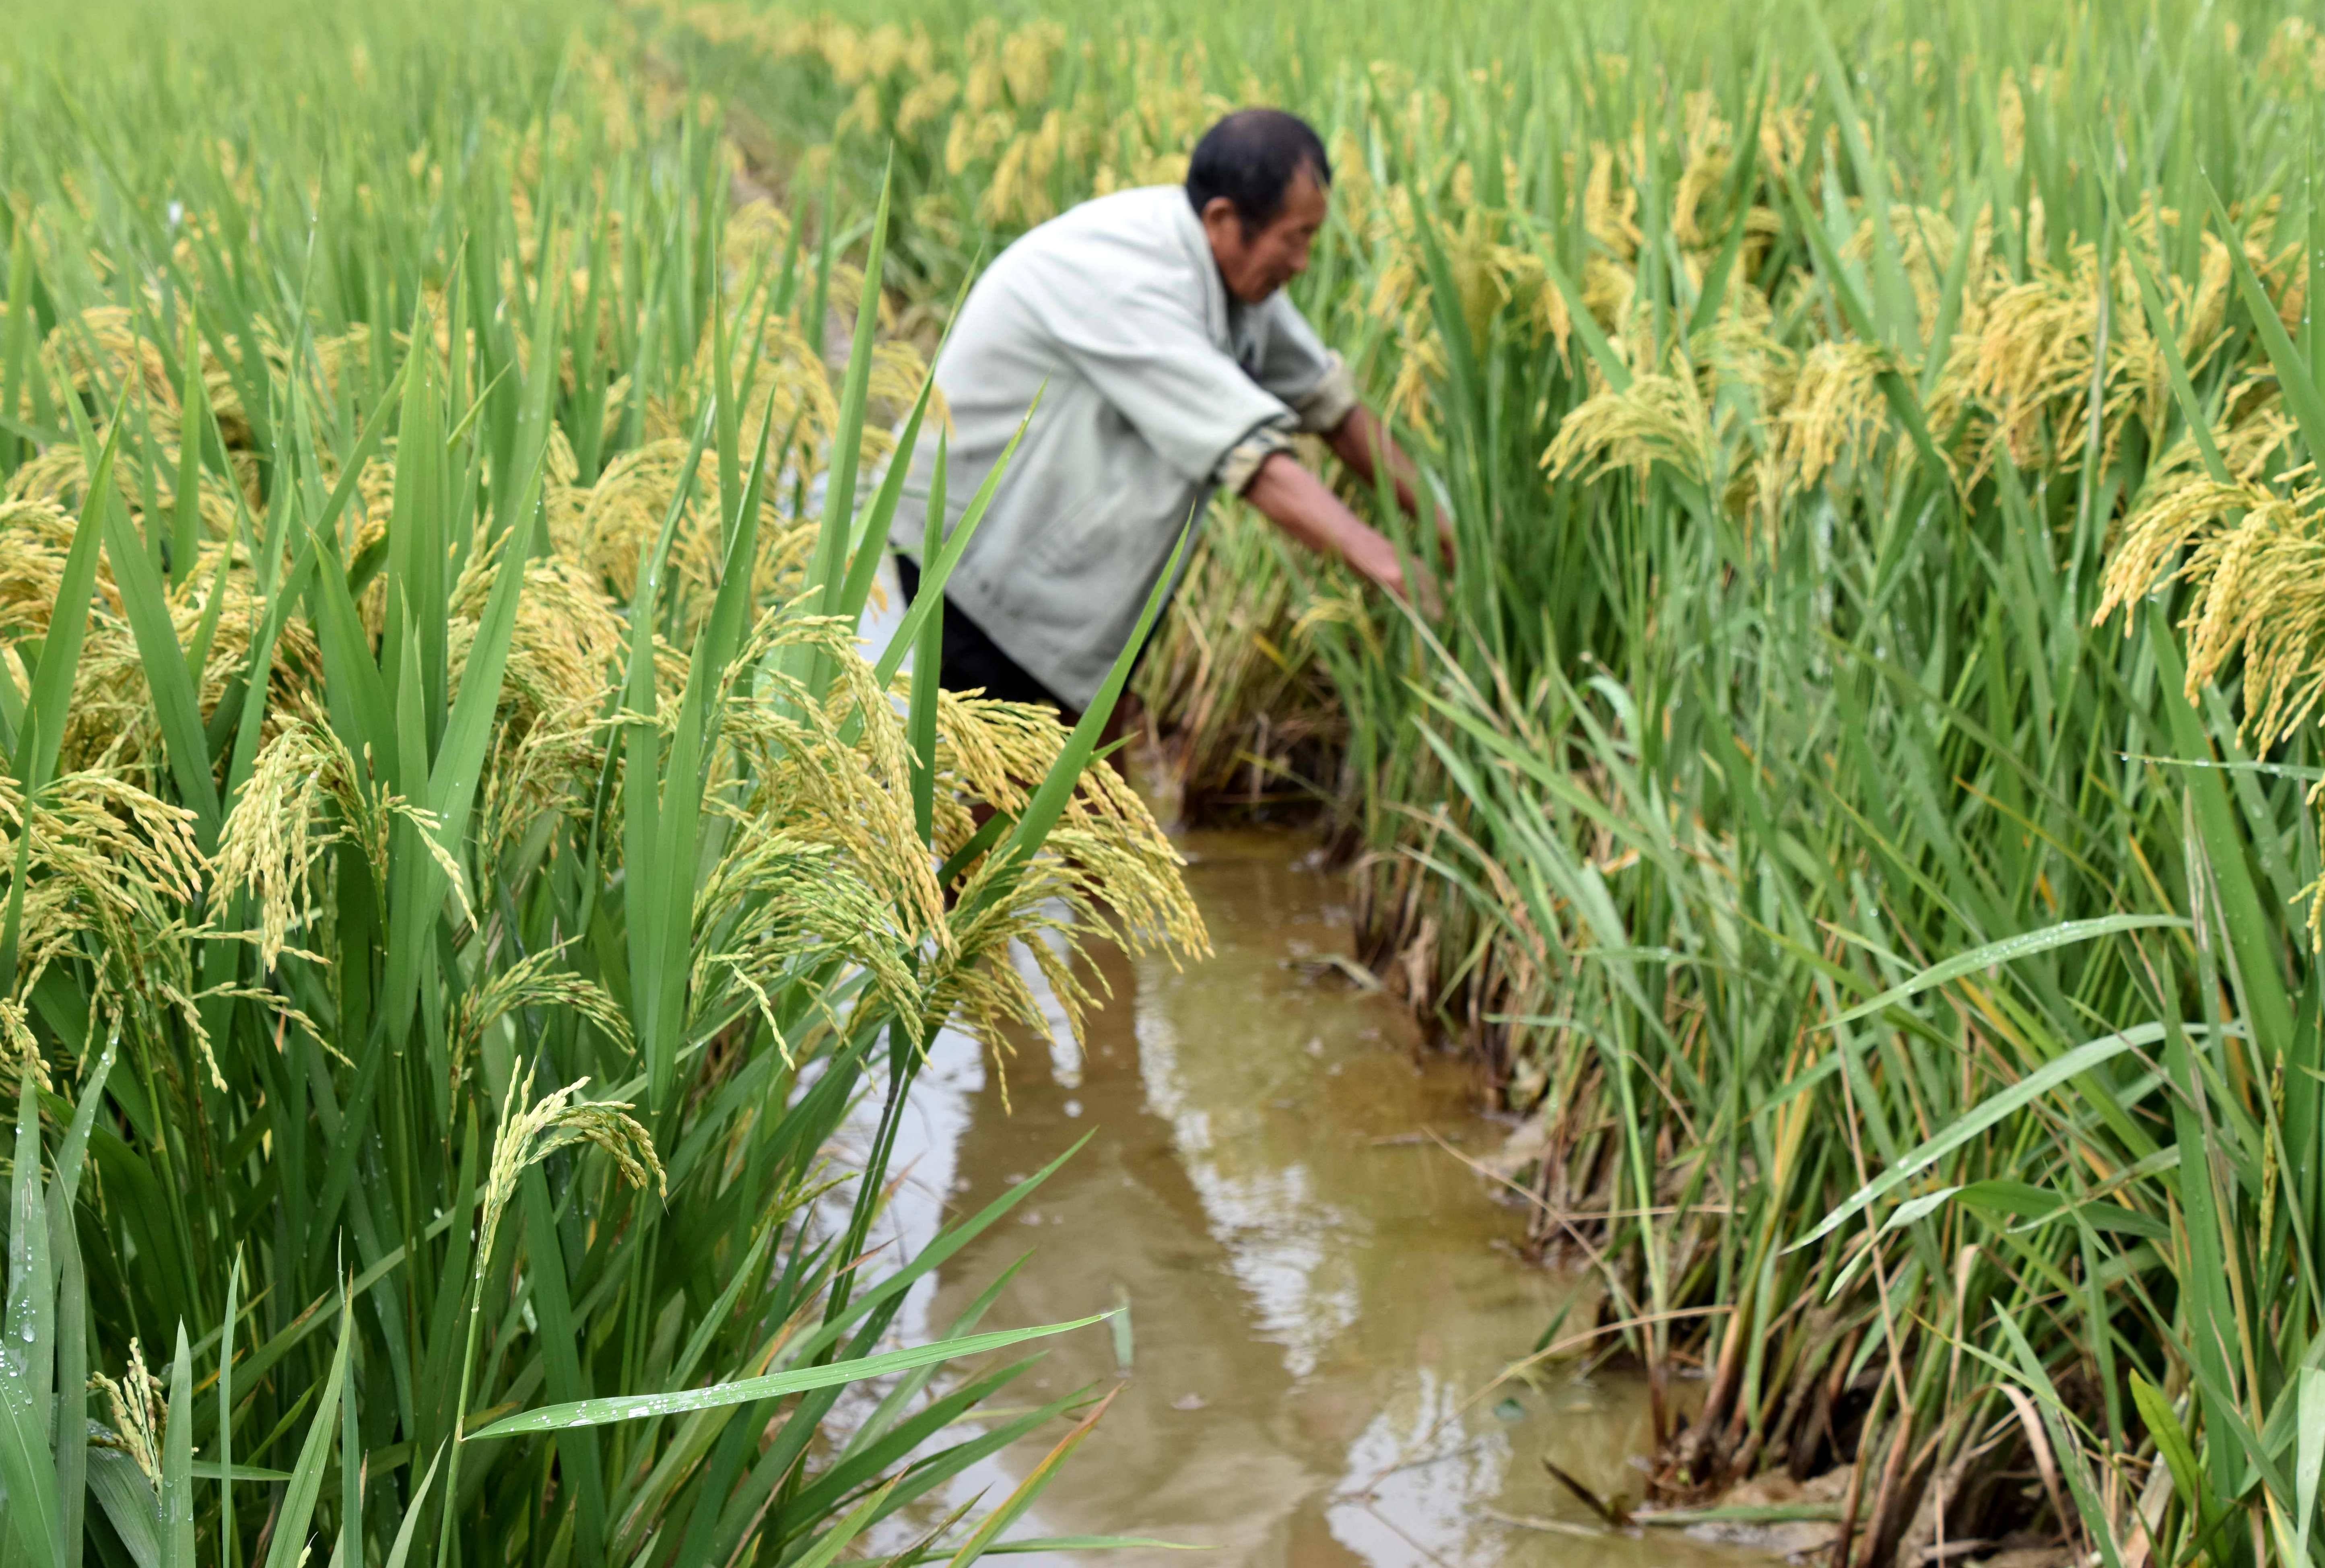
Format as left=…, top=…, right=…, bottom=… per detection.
left=840, top=830, right=1758, bottom=1568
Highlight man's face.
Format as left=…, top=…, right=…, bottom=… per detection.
left=1203, top=165, right=1329, bottom=305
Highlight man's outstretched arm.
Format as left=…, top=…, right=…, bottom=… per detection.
left=1242, top=450, right=1439, bottom=615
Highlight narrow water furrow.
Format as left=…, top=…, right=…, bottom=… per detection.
left=837, top=827, right=1774, bottom=1567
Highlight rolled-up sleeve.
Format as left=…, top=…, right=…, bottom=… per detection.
left=1288, top=352, right=1358, bottom=433
left=1252, top=297, right=1358, bottom=433
left=1215, top=425, right=1294, bottom=495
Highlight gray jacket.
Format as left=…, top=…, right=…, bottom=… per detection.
left=889, top=185, right=1354, bottom=709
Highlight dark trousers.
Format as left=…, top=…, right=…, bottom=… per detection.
left=891, top=555, right=1072, bottom=711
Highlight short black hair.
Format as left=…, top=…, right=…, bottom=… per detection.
left=1185, top=109, right=1332, bottom=235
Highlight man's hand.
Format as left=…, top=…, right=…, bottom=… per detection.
left=1242, top=451, right=1440, bottom=617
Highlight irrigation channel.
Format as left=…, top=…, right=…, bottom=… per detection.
left=823, top=716, right=1786, bottom=1564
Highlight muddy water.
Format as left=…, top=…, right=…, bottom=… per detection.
left=843, top=829, right=1760, bottom=1567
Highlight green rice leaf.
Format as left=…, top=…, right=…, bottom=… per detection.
left=942, top=1385, right=1118, bottom=1566
left=2295, top=1367, right=2325, bottom=1566
left=169, top=308, right=205, bottom=589
left=2205, top=180, right=2325, bottom=469
left=16, top=388, right=124, bottom=795
left=2130, top=1373, right=2204, bottom=1532
left=1793, top=1026, right=2156, bottom=1250
left=379, top=1448, right=441, bottom=1568
left=836, top=369, right=935, bottom=624
left=0, top=1078, right=60, bottom=1568
left=468, top=1315, right=1111, bottom=1440
left=99, top=448, right=222, bottom=835
left=1816, top=915, right=2186, bottom=1033
left=86, top=1448, right=161, bottom=1568
left=261, top=1297, right=352, bottom=1568
left=873, top=403, right=1033, bottom=689
left=787, top=1477, right=901, bottom=1568
left=159, top=1327, right=194, bottom=1568
left=810, top=160, right=894, bottom=618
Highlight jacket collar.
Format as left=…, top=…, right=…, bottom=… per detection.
left=1164, top=187, right=1234, bottom=347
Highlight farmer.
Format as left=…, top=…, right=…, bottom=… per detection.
left=890, top=107, right=1443, bottom=727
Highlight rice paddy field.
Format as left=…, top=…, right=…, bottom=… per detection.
left=8, top=0, right=2325, bottom=1562
left=0, top=0, right=1204, bottom=1562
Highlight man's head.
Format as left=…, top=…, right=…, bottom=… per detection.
left=1186, top=108, right=1332, bottom=305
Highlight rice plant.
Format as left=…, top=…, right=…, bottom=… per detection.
left=0, top=2, right=1207, bottom=1562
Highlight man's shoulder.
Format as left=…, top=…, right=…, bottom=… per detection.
left=954, top=184, right=1210, bottom=358
left=1071, top=183, right=1193, bottom=229
left=1008, top=185, right=1194, bottom=264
